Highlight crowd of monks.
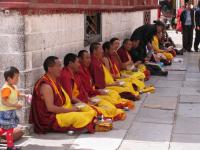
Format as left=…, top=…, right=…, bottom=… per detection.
left=29, top=20, right=177, bottom=134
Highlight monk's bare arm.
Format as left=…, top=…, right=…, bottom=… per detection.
left=125, top=59, right=134, bottom=66
left=40, top=84, right=78, bottom=113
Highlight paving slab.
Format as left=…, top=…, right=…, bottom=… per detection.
left=171, top=134, right=200, bottom=143
left=180, top=95, right=200, bottom=103
left=70, top=129, right=126, bottom=150
left=132, top=100, right=144, bottom=114
left=185, top=77, right=200, bottom=82
left=185, top=73, right=200, bottom=78
left=152, top=87, right=180, bottom=97
left=119, top=122, right=172, bottom=150
left=177, top=103, right=200, bottom=117
left=165, top=65, right=187, bottom=71
left=183, top=81, right=200, bottom=88
left=170, top=134, right=200, bottom=150
left=166, top=74, right=185, bottom=81
left=155, top=80, right=182, bottom=88
left=180, top=87, right=200, bottom=96
left=119, top=140, right=170, bottom=150
left=145, top=77, right=159, bottom=85
left=125, top=122, right=173, bottom=142
left=143, top=96, right=178, bottom=110
left=158, top=74, right=185, bottom=81
left=17, top=133, right=77, bottom=150
left=135, top=108, right=175, bottom=124
left=114, top=111, right=136, bottom=130
left=186, top=66, right=199, bottom=73
left=168, top=71, right=186, bottom=75
left=173, top=116, right=200, bottom=134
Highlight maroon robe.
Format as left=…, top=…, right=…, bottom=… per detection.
left=29, top=74, right=69, bottom=133
left=117, top=47, right=131, bottom=63
left=89, top=56, right=106, bottom=89
left=78, top=65, right=100, bottom=97
left=60, top=67, right=89, bottom=103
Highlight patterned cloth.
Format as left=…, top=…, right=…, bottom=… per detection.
left=0, top=110, right=19, bottom=129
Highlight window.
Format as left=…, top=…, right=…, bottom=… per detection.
left=84, top=13, right=102, bottom=46
left=144, top=10, right=151, bottom=24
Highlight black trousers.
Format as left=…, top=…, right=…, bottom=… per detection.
left=182, top=25, right=193, bottom=51
left=194, top=29, right=200, bottom=51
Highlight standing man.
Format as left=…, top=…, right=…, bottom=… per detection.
left=194, top=0, right=200, bottom=52
left=180, top=2, right=194, bottom=52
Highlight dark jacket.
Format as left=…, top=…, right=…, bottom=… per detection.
left=195, top=8, right=200, bottom=27
left=130, top=24, right=156, bottom=46
left=180, top=9, right=194, bottom=27
left=130, top=24, right=157, bottom=62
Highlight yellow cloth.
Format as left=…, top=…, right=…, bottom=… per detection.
left=72, top=79, right=125, bottom=120
left=0, top=84, right=18, bottom=111
left=102, top=65, right=138, bottom=95
left=96, top=89, right=134, bottom=109
left=56, top=87, right=96, bottom=129
left=152, top=36, right=173, bottom=60
left=92, top=99, right=125, bottom=120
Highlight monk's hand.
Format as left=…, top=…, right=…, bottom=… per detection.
left=121, top=74, right=130, bottom=78
left=167, top=46, right=173, bottom=51
left=89, top=99, right=98, bottom=106
left=15, top=103, right=22, bottom=110
left=98, top=89, right=107, bottom=95
left=71, top=107, right=80, bottom=112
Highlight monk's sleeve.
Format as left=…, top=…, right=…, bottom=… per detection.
left=89, top=64, right=105, bottom=89
left=117, top=49, right=126, bottom=63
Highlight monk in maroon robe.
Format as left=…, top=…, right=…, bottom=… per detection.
left=29, top=56, right=95, bottom=134
left=89, top=42, right=138, bottom=101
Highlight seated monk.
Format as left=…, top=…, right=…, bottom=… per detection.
left=116, top=38, right=150, bottom=80
left=59, top=53, right=125, bottom=121
left=103, top=41, right=155, bottom=94
left=152, top=32, right=174, bottom=62
left=29, top=56, right=96, bottom=134
left=78, top=50, right=127, bottom=119
left=89, top=42, right=137, bottom=104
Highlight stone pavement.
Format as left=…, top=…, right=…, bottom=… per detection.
left=2, top=30, right=200, bottom=150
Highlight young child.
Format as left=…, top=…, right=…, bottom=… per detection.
left=0, top=66, right=29, bottom=150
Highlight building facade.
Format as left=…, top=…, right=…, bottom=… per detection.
left=0, top=0, right=159, bottom=124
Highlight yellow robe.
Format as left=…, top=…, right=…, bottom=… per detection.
left=55, top=88, right=96, bottom=129
left=72, top=82, right=126, bottom=120
left=152, top=35, right=173, bottom=61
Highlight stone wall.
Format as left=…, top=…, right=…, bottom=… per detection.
left=102, top=11, right=144, bottom=41
left=0, top=9, right=157, bottom=124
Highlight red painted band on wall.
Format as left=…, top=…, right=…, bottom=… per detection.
left=0, top=1, right=160, bottom=15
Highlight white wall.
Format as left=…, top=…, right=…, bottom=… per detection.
left=102, top=11, right=144, bottom=41
left=150, top=9, right=158, bottom=24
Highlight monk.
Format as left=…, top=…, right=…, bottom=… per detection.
left=152, top=32, right=174, bottom=62
left=103, top=41, right=155, bottom=94
left=89, top=42, right=137, bottom=105
left=59, top=53, right=125, bottom=121
left=117, top=39, right=150, bottom=80
left=29, top=56, right=96, bottom=134
left=78, top=50, right=126, bottom=120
